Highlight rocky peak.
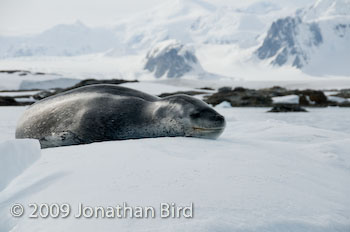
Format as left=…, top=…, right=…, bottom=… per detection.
left=144, top=40, right=203, bottom=78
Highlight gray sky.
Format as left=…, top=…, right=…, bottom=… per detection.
left=0, top=0, right=314, bottom=36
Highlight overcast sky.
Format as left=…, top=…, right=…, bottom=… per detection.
left=0, top=0, right=314, bottom=36
left=0, top=0, right=163, bottom=35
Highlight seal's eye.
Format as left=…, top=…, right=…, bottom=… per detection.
left=190, top=112, right=201, bottom=119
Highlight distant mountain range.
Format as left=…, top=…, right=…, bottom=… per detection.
left=0, top=0, right=349, bottom=77
left=0, top=21, right=119, bottom=57
left=0, top=0, right=288, bottom=58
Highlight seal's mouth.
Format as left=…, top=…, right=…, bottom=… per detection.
left=190, top=126, right=225, bottom=139
left=192, top=127, right=224, bottom=132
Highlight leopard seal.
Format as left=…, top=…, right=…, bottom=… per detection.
left=15, top=84, right=226, bottom=148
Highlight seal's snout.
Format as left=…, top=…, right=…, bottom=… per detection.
left=189, top=108, right=226, bottom=139
left=213, top=113, right=226, bottom=133
left=191, top=109, right=225, bottom=126
left=211, top=114, right=225, bottom=125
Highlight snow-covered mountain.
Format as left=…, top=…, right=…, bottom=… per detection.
left=0, top=0, right=290, bottom=58
left=0, top=0, right=349, bottom=77
left=0, top=21, right=119, bottom=58
left=256, top=0, right=350, bottom=76
left=144, top=40, right=205, bottom=78
left=106, top=0, right=297, bottom=52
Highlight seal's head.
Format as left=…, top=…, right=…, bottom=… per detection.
left=154, top=94, right=226, bottom=139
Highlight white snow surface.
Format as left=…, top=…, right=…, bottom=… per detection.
left=0, top=91, right=40, bottom=97
left=302, top=0, right=350, bottom=21
left=0, top=72, right=79, bottom=91
left=0, top=89, right=349, bottom=231
left=0, top=139, right=41, bottom=192
left=272, top=95, right=300, bottom=104
left=215, top=101, right=232, bottom=108
left=327, top=95, right=349, bottom=103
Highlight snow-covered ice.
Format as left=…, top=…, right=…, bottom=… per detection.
left=0, top=139, right=41, bottom=191
left=272, top=95, right=300, bottom=104
left=327, top=95, right=349, bottom=103
left=0, top=71, right=79, bottom=91
left=0, top=107, right=27, bottom=141
left=0, top=91, right=40, bottom=97
left=215, top=101, right=232, bottom=108
left=0, top=103, right=349, bottom=231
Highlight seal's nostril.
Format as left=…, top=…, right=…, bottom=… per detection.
left=190, top=112, right=201, bottom=119
left=214, top=114, right=224, bottom=121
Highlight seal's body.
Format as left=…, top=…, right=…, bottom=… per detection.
left=16, top=84, right=226, bottom=148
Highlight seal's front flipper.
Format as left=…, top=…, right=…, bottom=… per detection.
left=39, top=131, right=83, bottom=149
